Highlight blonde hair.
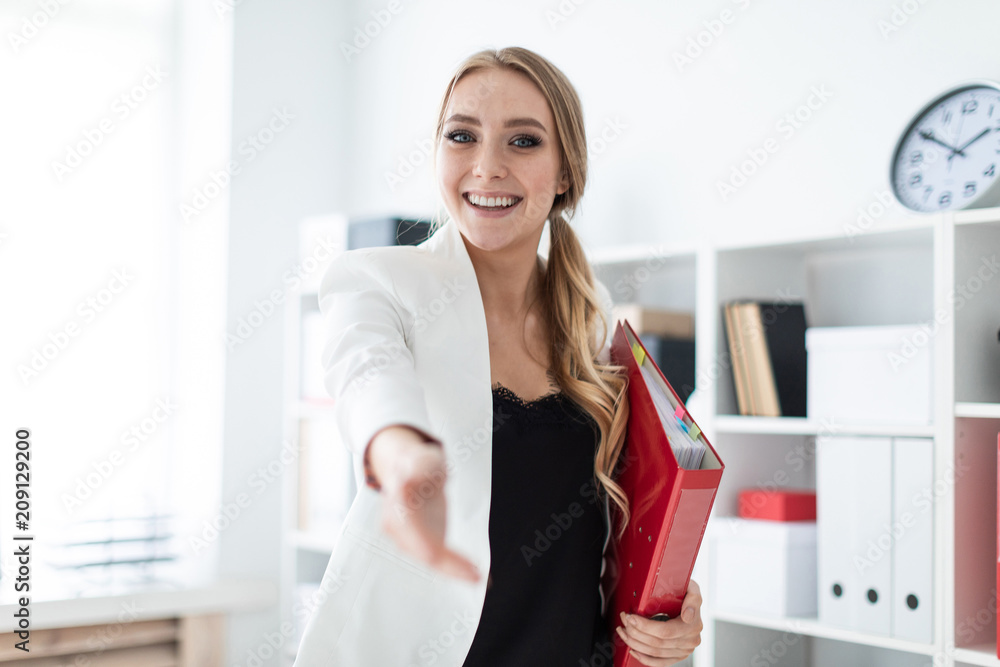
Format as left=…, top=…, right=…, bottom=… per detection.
left=430, top=47, right=631, bottom=538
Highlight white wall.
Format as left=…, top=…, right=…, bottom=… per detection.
left=223, top=0, right=350, bottom=661
left=337, top=0, right=1000, bottom=251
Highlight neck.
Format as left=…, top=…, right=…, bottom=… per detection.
left=462, top=230, right=545, bottom=317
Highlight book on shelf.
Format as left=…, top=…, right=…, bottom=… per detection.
left=611, top=304, right=694, bottom=339
left=723, top=302, right=753, bottom=416
left=638, top=334, right=695, bottom=404
left=722, top=300, right=807, bottom=417
left=743, top=303, right=781, bottom=416
left=612, top=304, right=697, bottom=404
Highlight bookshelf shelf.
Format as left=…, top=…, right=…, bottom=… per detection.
left=712, top=415, right=935, bottom=437
left=711, top=610, right=938, bottom=656
left=712, top=415, right=813, bottom=435
left=954, top=205, right=1000, bottom=226
left=586, top=242, right=697, bottom=265
left=714, top=217, right=936, bottom=253
left=953, top=645, right=1000, bottom=666
left=955, top=403, right=1000, bottom=419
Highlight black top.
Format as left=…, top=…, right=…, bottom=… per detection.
left=462, top=383, right=612, bottom=667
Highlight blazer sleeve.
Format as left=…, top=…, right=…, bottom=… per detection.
left=318, top=250, right=438, bottom=458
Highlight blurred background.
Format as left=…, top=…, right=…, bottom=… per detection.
left=2, top=0, right=998, bottom=665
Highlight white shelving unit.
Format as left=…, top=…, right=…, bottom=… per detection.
left=279, top=215, right=351, bottom=667
left=590, top=207, right=1000, bottom=666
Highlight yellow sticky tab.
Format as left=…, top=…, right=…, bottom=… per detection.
left=689, top=423, right=701, bottom=441
left=631, top=342, right=646, bottom=365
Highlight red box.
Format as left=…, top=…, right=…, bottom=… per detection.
left=738, top=489, right=816, bottom=522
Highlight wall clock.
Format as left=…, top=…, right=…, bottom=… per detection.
left=890, top=81, right=1000, bottom=212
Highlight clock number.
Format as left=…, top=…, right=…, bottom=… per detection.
left=909, top=151, right=923, bottom=165
left=922, top=186, right=934, bottom=203
left=943, top=109, right=953, bottom=124
left=939, top=191, right=952, bottom=207
left=986, top=163, right=996, bottom=177
left=962, top=100, right=978, bottom=115
left=964, top=182, right=977, bottom=197
left=908, top=172, right=922, bottom=188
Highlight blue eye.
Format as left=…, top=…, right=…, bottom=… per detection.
left=446, top=130, right=473, bottom=143
left=512, top=134, right=541, bottom=148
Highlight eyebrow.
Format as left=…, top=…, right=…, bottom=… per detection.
left=444, top=113, right=548, bottom=133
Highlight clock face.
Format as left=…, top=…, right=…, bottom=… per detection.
left=891, top=84, right=1000, bottom=212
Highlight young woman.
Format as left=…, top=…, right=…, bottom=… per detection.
left=293, top=46, right=703, bottom=666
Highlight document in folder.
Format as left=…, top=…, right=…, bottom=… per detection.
left=606, top=320, right=724, bottom=667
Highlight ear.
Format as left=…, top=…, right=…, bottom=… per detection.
left=556, top=169, right=570, bottom=196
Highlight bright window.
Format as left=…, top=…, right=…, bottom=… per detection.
left=1, top=0, right=231, bottom=594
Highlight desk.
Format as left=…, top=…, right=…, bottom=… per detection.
left=0, top=579, right=275, bottom=666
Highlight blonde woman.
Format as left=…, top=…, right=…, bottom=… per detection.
left=294, top=47, right=703, bottom=666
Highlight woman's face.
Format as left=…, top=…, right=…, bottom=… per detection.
left=436, top=67, right=569, bottom=256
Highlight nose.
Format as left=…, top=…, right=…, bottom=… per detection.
left=471, top=141, right=507, bottom=180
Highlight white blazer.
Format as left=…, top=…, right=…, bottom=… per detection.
left=293, top=219, right=615, bottom=666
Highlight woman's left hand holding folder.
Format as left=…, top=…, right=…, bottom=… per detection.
left=614, top=579, right=703, bottom=666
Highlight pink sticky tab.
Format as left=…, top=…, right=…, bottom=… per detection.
left=674, top=405, right=685, bottom=419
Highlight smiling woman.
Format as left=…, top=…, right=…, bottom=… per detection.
left=292, top=46, right=703, bottom=667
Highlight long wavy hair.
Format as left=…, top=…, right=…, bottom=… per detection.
left=429, top=47, right=631, bottom=537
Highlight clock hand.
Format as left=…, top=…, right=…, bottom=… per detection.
left=918, top=129, right=965, bottom=157
left=954, top=127, right=991, bottom=155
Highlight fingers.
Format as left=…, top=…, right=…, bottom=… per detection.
left=382, top=521, right=480, bottom=582
left=619, top=611, right=701, bottom=643
left=614, top=622, right=693, bottom=660
left=380, top=502, right=480, bottom=582
left=430, top=548, right=481, bottom=582
left=621, top=647, right=685, bottom=667
left=615, top=610, right=702, bottom=665
left=681, top=580, right=703, bottom=624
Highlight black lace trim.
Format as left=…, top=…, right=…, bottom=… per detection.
left=491, top=382, right=562, bottom=407
left=491, top=382, right=595, bottom=429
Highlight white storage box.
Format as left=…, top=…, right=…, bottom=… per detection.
left=708, top=517, right=817, bottom=617
left=806, top=325, right=932, bottom=426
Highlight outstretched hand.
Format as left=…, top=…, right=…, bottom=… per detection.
left=614, top=580, right=703, bottom=666
left=369, top=426, right=481, bottom=583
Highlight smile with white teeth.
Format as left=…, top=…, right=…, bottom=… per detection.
left=466, top=193, right=521, bottom=209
